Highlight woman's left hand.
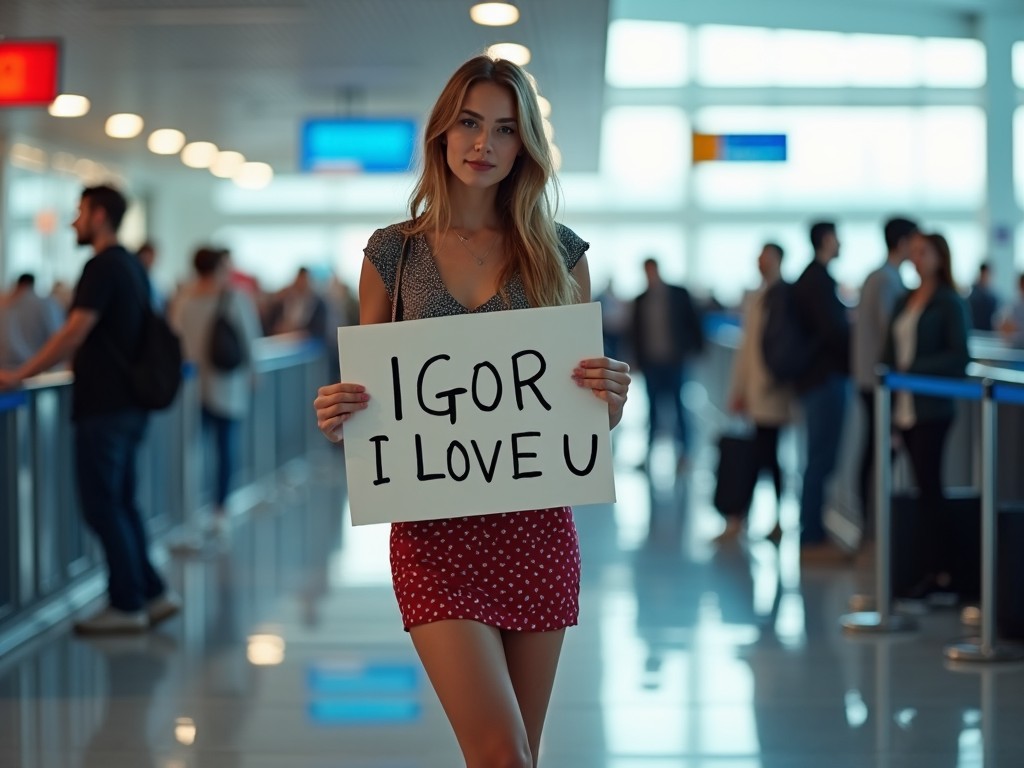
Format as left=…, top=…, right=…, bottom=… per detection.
left=573, top=356, right=630, bottom=429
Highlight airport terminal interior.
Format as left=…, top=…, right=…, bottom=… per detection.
left=3, top=0, right=1024, bottom=766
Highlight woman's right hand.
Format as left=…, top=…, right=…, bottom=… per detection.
left=313, top=382, right=370, bottom=443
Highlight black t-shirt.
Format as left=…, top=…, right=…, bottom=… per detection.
left=70, top=245, right=149, bottom=420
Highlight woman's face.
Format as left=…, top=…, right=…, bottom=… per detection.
left=443, top=81, right=523, bottom=190
left=910, top=234, right=938, bottom=280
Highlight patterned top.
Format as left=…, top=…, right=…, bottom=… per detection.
left=364, top=221, right=589, bottom=318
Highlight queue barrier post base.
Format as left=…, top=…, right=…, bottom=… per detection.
left=840, top=611, right=917, bottom=634
left=944, top=640, right=1024, bottom=664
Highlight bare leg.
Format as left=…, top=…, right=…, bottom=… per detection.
left=410, top=620, right=532, bottom=768
left=502, top=629, right=566, bottom=767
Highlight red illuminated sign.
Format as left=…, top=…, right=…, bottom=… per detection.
left=0, top=40, right=61, bottom=107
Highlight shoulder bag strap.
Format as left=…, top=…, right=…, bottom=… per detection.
left=391, top=236, right=409, bottom=323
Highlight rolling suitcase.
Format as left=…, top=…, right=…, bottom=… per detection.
left=713, top=432, right=759, bottom=519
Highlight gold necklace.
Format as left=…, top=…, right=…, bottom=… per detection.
left=451, top=229, right=499, bottom=266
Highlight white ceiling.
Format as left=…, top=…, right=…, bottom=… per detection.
left=0, top=0, right=610, bottom=174
left=0, top=0, right=1021, bottom=177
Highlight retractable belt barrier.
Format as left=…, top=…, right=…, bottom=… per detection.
left=841, top=367, right=1024, bottom=663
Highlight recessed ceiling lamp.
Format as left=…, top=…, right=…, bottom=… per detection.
left=210, top=150, right=246, bottom=178
left=181, top=141, right=219, bottom=168
left=487, top=42, right=530, bottom=66
left=105, top=113, right=144, bottom=139
left=48, top=94, right=90, bottom=118
left=233, top=161, right=274, bottom=190
left=147, top=129, right=186, bottom=155
left=537, top=95, right=551, bottom=118
left=470, top=2, right=519, bottom=26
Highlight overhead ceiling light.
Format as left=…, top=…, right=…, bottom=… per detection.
left=487, top=43, right=530, bottom=66
left=48, top=94, right=90, bottom=118
left=181, top=141, right=219, bottom=168
left=210, top=150, right=246, bottom=178
left=537, top=95, right=552, bottom=118
left=233, top=161, right=274, bottom=190
left=105, top=113, right=144, bottom=138
left=147, top=128, right=186, bottom=155
left=470, top=2, right=519, bottom=26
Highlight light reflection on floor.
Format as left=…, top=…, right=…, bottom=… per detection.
left=1, top=403, right=1023, bottom=768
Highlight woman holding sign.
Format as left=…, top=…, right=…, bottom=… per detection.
left=314, top=55, right=630, bottom=768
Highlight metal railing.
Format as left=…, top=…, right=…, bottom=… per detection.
left=840, top=368, right=1024, bottom=663
left=0, top=338, right=327, bottom=657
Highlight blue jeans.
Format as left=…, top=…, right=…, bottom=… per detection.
left=202, top=407, right=240, bottom=508
left=643, top=363, right=689, bottom=454
left=799, top=374, right=849, bottom=545
left=74, top=409, right=166, bottom=612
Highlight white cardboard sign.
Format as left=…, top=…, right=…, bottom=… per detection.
left=337, top=303, right=615, bottom=525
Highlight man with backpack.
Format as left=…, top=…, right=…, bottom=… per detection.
left=790, top=220, right=851, bottom=563
left=0, top=185, right=180, bottom=634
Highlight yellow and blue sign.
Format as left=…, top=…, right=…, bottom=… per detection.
left=693, top=133, right=787, bottom=163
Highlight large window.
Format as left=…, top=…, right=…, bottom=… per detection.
left=605, top=20, right=690, bottom=88
left=692, top=107, right=985, bottom=210
left=596, top=107, right=689, bottom=208
left=697, top=27, right=985, bottom=88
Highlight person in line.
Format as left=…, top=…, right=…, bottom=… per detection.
left=0, top=185, right=180, bottom=634
left=966, top=261, right=999, bottom=332
left=170, top=246, right=263, bottom=534
left=997, top=272, right=1024, bottom=349
left=630, top=257, right=704, bottom=473
left=266, top=267, right=327, bottom=340
left=135, top=240, right=167, bottom=312
left=882, top=232, right=970, bottom=600
left=313, top=55, right=630, bottom=768
left=851, top=216, right=918, bottom=540
left=0, top=273, right=65, bottom=369
left=723, top=242, right=793, bottom=543
left=595, top=278, right=629, bottom=361
left=792, top=220, right=851, bottom=563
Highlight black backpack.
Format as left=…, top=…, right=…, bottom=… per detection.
left=106, top=258, right=183, bottom=410
left=760, top=280, right=812, bottom=384
left=208, top=291, right=244, bottom=371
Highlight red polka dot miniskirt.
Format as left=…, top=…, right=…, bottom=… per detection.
left=390, top=507, right=581, bottom=632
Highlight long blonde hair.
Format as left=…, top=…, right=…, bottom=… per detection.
left=404, top=55, right=577, bottom=307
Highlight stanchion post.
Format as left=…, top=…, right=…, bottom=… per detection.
left=842, top=368, right=916, bottom=633
left=945, top=380, right=1024, bottom=662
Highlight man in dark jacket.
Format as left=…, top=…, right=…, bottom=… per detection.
left=792, top=221, right=851, bottom=561
left=631, top=257, right=705, bottom=471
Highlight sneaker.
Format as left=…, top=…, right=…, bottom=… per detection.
left=73, top=606, right=147, bottom=636
left=146, top=592, right=182, bottom=627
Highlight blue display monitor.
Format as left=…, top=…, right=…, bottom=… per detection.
left=301, top=118, right=417, bottom=173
